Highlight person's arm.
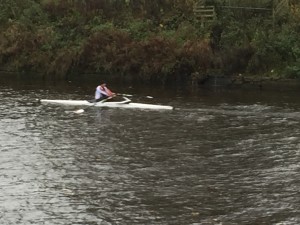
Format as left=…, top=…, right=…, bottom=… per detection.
left=97, top=86, right=109, bottom=96
left=104, top=87, right=115, bottom=97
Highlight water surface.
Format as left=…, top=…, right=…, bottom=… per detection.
left=0, top=80, right=299, bottom=225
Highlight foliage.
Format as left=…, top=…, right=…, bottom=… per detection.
left=124, top=19, right=152, bottom=40
left=0, top=0, right=300, bottom=83
left=284, top=63, right=300, bottom=78
left=0, top=0, right=47, bottom=26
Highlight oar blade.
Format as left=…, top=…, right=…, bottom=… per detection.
left=74, top=109, right=85, bottom=114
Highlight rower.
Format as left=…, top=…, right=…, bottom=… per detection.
left=95, top=82, right=116, bottom=102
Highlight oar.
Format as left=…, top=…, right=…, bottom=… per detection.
left=117, top=93, right=153, bottom=99
left=74, top=97, right=112, bottom=114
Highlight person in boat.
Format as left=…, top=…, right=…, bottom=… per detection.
left=95, top=82, right=116, bottom=102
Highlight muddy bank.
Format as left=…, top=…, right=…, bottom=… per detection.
left=191, top=73, right=300, bottom=91
left=1, top=71, right=300, bottom=92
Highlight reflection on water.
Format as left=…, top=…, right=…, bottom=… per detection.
left=0, top=81, right=300, bottom=225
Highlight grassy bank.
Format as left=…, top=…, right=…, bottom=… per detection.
left=1, top=0, right=300, bottom=85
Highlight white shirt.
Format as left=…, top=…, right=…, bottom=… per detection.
left=95, top=86, right=112, bottom=99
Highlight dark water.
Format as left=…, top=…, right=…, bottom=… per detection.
left=0, top=79, right=300, bottom=225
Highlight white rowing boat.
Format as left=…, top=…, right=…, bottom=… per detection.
left=39, top=97, right=173, bottom=110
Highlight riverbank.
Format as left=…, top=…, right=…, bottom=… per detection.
left=1, top=1, right=300, bottom=85
left=1, top=71, right=300, bottom=93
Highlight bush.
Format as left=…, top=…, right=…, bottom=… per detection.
left=284, top=62, right=300, bottom=78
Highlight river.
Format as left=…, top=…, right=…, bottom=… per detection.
left=0, top=78, right=299, bottom=225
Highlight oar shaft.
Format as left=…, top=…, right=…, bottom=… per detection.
left=117, top=93, right=153, bottom=98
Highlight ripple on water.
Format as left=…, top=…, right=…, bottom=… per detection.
left=0, top=86, right=300, bottom=224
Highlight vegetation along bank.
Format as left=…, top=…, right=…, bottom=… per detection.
left=0, top=0, right=300, bottom=86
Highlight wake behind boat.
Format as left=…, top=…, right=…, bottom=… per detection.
left=39, top=96, right=173, bottom=110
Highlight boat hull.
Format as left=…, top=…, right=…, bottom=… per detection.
left=39, top=99, right=173, bottom=110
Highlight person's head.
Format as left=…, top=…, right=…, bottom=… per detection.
left=99, top=82, right=106, bottom=87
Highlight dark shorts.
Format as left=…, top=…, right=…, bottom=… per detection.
left=87, top=96, right=108, bottom=103
left=95, top=95, right=108, bottom=102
